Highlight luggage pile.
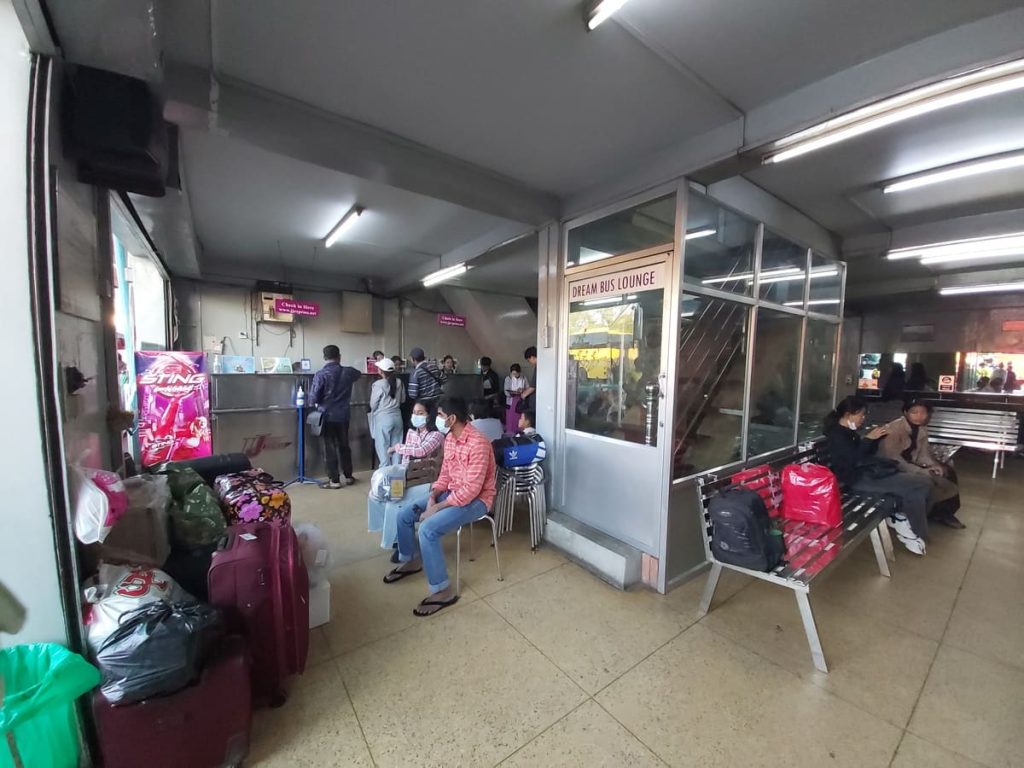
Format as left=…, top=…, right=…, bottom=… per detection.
left=69, top=453, right=328, bottom=768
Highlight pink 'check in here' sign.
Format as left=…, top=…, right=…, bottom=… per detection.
left=437, top=313, right=466, bottom=328
left=274, top=298, right=320, bottom=317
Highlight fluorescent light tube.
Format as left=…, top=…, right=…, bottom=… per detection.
left=422, top=263, right=468, bottom=287
left=940, top=281, right=1024, bottom=296
left=764, top=58, right=1024, bottom=164
left=883, top=150, right=1024, bottom=193
left=578, top=247, right=615, bottom=265
left=920, top=246, right=1024, bottom=265
left=754, top=268, right=838, bottom=285
left=785, top=299, right=841, bottom=307
left=685, top=228, right=717, bottom=241
left=586, top=0, right=631, bottom=30
left=887, top=232, right=1024, bottom=261
left=323, top=206, right=363, bottom=248
left=583, top=297, right=621, bottom=306
left=703, top=266, right=800, bottom=285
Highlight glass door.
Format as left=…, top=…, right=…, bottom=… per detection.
left=559, top=249, right=673, bottom=554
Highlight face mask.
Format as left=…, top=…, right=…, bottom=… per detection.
left=436, top=415, right=451, bottom=434
left=845, top=420, right=858, bottom=431
left=411, top=414, right=427, bottom=429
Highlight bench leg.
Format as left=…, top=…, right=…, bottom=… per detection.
left=869, top=527, right=891, bottom=578
left=697, top=563, right=723, bottom=618
left=878, top=520, right=896, bottom=564
left=795, top=591, right=828, bottom=674
left=993, top=451, right=999, bottom=479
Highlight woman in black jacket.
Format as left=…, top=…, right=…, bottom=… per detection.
left=824, top=396, right=932, bottom=555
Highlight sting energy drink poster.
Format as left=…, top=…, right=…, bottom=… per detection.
left=135, top=351, right=212, bottom=467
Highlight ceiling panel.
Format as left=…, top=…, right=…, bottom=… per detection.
left=744, top=89, right=1024, bottom=237
left=618, top=0, right=1021, bottom=110
left=181, top=130, right=512, bottom=278
left=190, top=0, right=736, bottom=195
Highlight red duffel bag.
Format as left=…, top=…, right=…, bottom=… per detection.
left=780, top=463, right=842, bottom=527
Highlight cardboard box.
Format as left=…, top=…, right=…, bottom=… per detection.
left=309, top=580, right=331, bottom=629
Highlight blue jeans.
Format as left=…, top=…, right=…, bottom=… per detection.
left=397, top=491, right=487, bottom=593
left=367, top=483, right=432, bottom=549
left=371, top=412, right=404, bottom=467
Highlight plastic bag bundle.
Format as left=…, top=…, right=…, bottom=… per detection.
left=95, top=601, right=223, bottom=705
left=163, top=466, right=205, bottom=501
left=72, top=466, right=129, bottom=544
left=170, top=484, right=226, bottom=548
left=84, top=564, right=192, bottom=654
left=96, top=474, right=172, bottom=566
left=0, top=644, right=100, bottom=768
left=368, top=464, right=407, bottom=502
left=294, top=523, right=331, bottom=586
left=781, top=463, right=842, bottom=528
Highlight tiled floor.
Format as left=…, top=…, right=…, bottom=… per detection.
left=251, top=452, right=1022, bottom=767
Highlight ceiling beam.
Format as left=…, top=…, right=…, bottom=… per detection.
left=842, top=207, right=1024, bottom=258
left=383, top=221, right=534, bottom=296
left=846, top=265, right=1024, bottom=300
left=163, top=62, right=560, bottom=228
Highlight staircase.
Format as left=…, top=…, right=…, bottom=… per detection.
left=672, top=296, right=747, bottom=475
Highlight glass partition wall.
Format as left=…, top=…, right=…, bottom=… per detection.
left=672, top=190, right=844, bottom=480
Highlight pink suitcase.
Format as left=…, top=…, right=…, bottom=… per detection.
left=93, top=636, right=252, bottom=768
left=208, top=522, right=309, bottom=705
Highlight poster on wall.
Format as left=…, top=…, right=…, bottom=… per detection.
left=208, top=354, right=256, bottom=374
left=135, top=351, right=212, bottom=468
left=258, top=357, right=293, bottom=374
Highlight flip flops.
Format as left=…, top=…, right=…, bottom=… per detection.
left=383, top=566, right=422, bottom=584
left=413, top=594, right=459, bottom=617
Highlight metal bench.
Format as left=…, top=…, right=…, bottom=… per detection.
left=695, top=441, right=898, bottom=673
left=927, top=407, right=1022, bottom=479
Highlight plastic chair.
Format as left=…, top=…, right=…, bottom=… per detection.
left=454, top=512, right=502, bottom=596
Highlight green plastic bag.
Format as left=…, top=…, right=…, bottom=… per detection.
left=170, top=484, right=226, bottom=548
left=0, top=643, right=100, bottom=768
left=162, top=466, right=205, bottom=502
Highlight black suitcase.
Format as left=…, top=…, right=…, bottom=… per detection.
left=157, top=453, right=252, bottom=486
left=162, top=543, right=217, bottom=602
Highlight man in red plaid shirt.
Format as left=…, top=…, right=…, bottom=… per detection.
left=383, top=396, right=497, bottom=616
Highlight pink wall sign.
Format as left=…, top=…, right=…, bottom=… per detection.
left=135, top=351, right=212, bottom=467
left=274, top=298, right=320, bottom=317
left=438, top=312, right=466, bottom=328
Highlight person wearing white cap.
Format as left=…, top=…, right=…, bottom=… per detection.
left=369, top=356, right=406, bottom=467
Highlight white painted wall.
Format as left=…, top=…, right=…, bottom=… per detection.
left=0, top=1, right=66, bottom=645
left=174, top=280, right=486, bottom=371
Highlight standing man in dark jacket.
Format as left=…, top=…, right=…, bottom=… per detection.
left=478, top=356, right=502, bottom=417
left=406, top=347, right=445, bottom=415
left=309, top=345, right=362, bottom=489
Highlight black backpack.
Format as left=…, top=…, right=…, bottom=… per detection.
left=708, top=486, right=784, bottom=572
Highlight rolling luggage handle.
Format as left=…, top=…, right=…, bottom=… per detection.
left=268, top=525, right=290, bottom=707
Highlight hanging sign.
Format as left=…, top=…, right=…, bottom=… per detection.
left=274, top=298, right=320, bottom=317
left=938, top=374, right=956, bottom=392
left=438, top=313, right=466, bottom=328
left=135, top=351, right=212, bottom=468
left=1002, top=320, right=1024, bottom=332
left=569, top=262, right=666, bottom=303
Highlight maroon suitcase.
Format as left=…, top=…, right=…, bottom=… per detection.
left=208, top=522, right=309, bottom=705
left=93, top=636, right=252, bottom=768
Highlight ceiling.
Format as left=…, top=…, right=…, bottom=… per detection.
left=37, top=0, right=1024, bottom=301
left=446, top=235, right=541, bottom=298
left=181, top=130, right=509, bottom=284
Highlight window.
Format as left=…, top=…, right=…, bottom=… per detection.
left=807, top=252, right=842, bottom=316
left=566, top=286, right=663, bottom=445
left=567, top=194, right=675, bottom=267
left=799, top=320, right=838, bottom=441
left=759, top=231, right=808, bottom=306
left=683, top=193, right=758, bottom=297
left=748, top=308, right=802, bottom=456
left=673, top=294, right=749, bottom=478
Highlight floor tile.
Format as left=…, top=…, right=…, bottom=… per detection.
left=485, top=564, right=691, bottom=694
left=248, top=659, right=373, bottom=767
left=456, top=529, right=566, bottom=597
left=702, top=580, right=938, bottom=727
left=944, top=553, right=1024, bottom=670
left=305, top=626, right=332, bottom=667
left=321, top=552, right=481, bottom=657
left=337, top=600, right=586, bottom=768
left=909, top=645, right=1024, bottom=768
left=663, top=566, right=752, bottom=617
left=815, top=554, right=959, bottom=641
left=891, top=734, right=986, bottom=768
left=499, top=700, right=664, bottom=767
left=597, top=624, right=901, bottom=767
